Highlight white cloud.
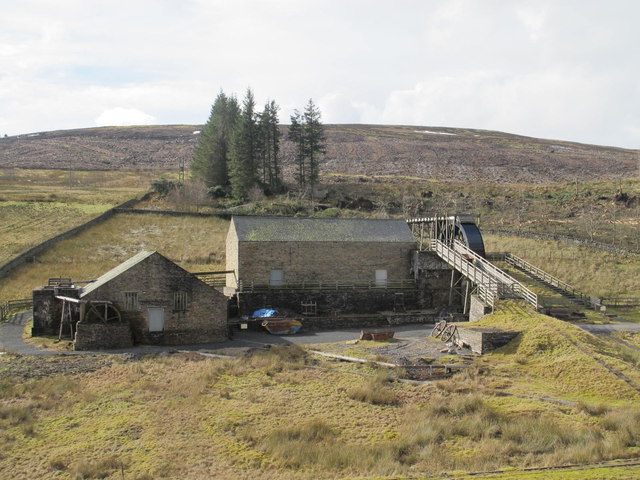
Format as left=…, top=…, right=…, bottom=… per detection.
left=94, top=108, right=156, bottom=127
left=0, top=0, right=639, bottom=148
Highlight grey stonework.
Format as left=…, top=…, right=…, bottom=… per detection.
left=74, top=323, right=133, bottom=350
left=412, top=251, right=459, bottom=310
left=226, top=216, right=417, bottom=290
left=81, top=252, right=228, bottom=345
left=238, top=289, right=419, bottom=316
left=32, top=251, right=229, bottom=349
left=32, top=286, right=81, bottom=336
left=469, top=295, right=492, bottom=321
left=455, top=325, right=519, bottom=354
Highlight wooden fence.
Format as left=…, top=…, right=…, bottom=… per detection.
left=601, top=298, right=640, bottom=308
left=0, top=298, right=33, bottom=321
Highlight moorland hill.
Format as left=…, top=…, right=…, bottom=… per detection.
left=0, top=124, right=636, bottom=183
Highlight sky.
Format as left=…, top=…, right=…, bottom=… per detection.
left=1, top=0, right=639, bottom=149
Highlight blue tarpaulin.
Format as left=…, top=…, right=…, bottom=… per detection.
left=252, top=308, right=278, bottom=318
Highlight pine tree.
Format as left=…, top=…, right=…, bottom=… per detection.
left=302, top=99, right=326, bottom=191
left=288, top=110, right=305, bottom=189
left=191, top=91, right=239, bottom=187
left=257, top=100, right=282, bottom=192
left=228, top=88, right=258, bottom=200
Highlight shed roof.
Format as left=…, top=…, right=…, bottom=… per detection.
left=231, top=216, right=416, bottom=243
left=81, top=250, right=155, bottom=297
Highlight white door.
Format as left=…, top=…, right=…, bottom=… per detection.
left=375, top=269, right=388, bottom=286
left=148, top=308, right=165, bottom=332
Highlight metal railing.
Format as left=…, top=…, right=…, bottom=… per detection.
left=601, top=297, right=640, bottom=308
left=430, top=239, right=538, bottom=309
left=237, top=278, right=417, bottom=293
left=504, top=253, right=598, bottom=308
left=1, top=298, right=33, bottom=321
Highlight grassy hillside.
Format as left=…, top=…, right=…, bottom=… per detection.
left=484, top=235, right=640, bottom=298
left=1, top=124, right=636, bottom=183
left=2, top=308, right=640, bottom=479
left=0, top=169, right=160, bottom=264
left=0, top=212, right=228, bottom=304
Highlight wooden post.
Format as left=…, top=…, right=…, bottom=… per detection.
left=58, top=301, right=66, bottom=341
left=448, top=270, right=455, bottom=306
left=463, top=280, right=470, bottom=315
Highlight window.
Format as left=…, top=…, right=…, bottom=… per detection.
left=174, top=291, right=188, bottom=311
left=375, top=269, right=388, bottom=287
left=270, top=269, right=284, bottom=286
left=123, top=291, right=139, bottom=311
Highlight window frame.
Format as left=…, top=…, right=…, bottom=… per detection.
left=173, top=291, right=189, bottom=312
left=122, top=291, right=139, bottom=311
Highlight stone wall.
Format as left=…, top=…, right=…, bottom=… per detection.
left=412, top=250, right=461, bottom=310
left=485, top=229, right=639, bottom=257
left=238, top=289, right=419, bottom=316
left=235, top=241, right=415, bottom=286
left=469, top=294, right=492, bottom=321
left=456, top=325, right=519, bottom=354
left=82, top=253, right=228, bottom=345
left=31, top=286, right=82, bottom=336
left=74, top=322, right=133, bottom=350
left=0, top=197, right=142, bottom=281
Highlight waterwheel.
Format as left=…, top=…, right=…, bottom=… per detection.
left=84, top=301, right=122, bottom=324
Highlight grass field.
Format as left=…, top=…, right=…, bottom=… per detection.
left=1, top=169, right=639, bottom=479
left=0, top=212, right=229, bottom=304
left=2, top=308, right=640, bottom=480
left=484, top=234, right=640, bottom=299
left=0, top=169, right=167, bottom=266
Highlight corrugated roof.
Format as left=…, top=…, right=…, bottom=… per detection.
left=81, top=250, right=155, bottom=297
left=231, top=216, right=416, bottom=243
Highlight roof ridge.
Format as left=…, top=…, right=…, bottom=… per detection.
left=80, top=250, right=156, bottom=297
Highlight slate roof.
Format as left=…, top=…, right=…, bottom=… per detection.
left=81, top=250, right=156, bottom=297
left=231, top=216, right=416, bottom=243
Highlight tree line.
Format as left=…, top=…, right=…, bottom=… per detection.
left=191, top=88, right=325, bottom=201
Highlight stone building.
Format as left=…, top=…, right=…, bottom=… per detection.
left=32, top=251, right=228, bottom=349
left=226, top=216, right=417, bottom=288
left=225, top=216, right=421, bottom=314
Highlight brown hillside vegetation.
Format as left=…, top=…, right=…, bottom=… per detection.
left=0, top=124, right=636, bottom=183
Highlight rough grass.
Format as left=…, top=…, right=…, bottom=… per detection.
left=474, top=303, right=640, bottom=403
left=3, top=339, right=640, bottom=479
left=485, top=234, right=640, bottom=298
left=0, top=212, right=229, bottom=304
left=0, top=168, right=159, bottom=265
left=0, top=168, right=155, bottom=206
left=0, top=201, right=115, bottom=265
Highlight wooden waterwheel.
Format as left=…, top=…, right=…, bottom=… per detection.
left=83, top=301, right=122, bottom=324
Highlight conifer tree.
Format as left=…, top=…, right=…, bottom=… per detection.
left=228, top=88, right=258, bottom=200
left=191, top=91, right=239, bottom=187
left=288, top=110, right=305, bottom=189
left=257, top=100, right=282, bottom=192
left=302, top=99, right=326, bottom=191
left=287, top=99, right=326, bottom=192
